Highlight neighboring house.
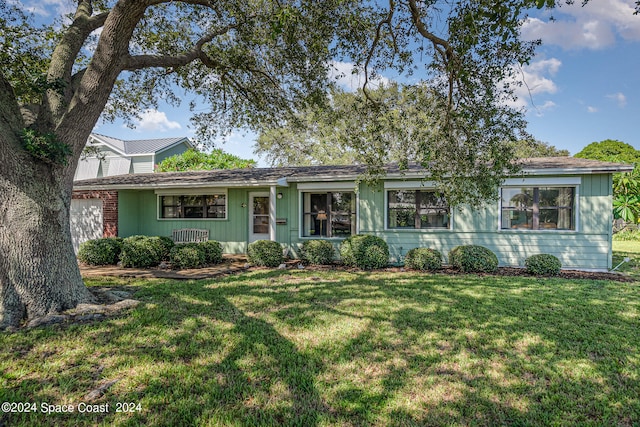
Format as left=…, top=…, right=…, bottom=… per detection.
left=70, top=133, right=192, bottom=252
left=74, top=133, right=193, bottom=181
left=72, top=157, right=633, bottom=271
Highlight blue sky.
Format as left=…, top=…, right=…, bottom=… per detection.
left=19, top=0, right=640, bottom=165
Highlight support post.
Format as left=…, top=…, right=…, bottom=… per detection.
left=269, top=185, right=277, bottom=241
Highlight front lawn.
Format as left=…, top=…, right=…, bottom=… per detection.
left=1, top=271, right=639, bottom=426
left=613, top=239, right=640, bottom=279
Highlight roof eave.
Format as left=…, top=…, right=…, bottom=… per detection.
left=519, top=166, right=634, bottom=175
left=153, top=137, right=194, bottom=155
left=73, top=179, right=281, bottom=191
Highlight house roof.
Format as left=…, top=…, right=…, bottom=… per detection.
left=73, top=157, right=633, bottom=191
left=89, top=133, right=193, bottom=156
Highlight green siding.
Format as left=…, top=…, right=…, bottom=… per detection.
left=359, top=174, right=613, bottom=271
left=118, top=190, right=140, bottom=236
left=155, top=142, right=191, bottom=165
left=116, top=173, right=614, bottom=271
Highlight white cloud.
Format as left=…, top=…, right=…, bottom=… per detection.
left=131, top=109, right=182, bottom=132
left=521, top=0, right=640, bottom=50
left=607, top=92, right=627, bottom=107
left=506, top=58, right=561, bottom=113
left=328, top=61, right=390, bottom=92
left=587, top=106, right=598, bottom=113
left=15, top=0, right=75, bottom=17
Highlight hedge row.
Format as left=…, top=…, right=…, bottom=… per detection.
left=80, top=236, right=562, bottom=275
left=78, top=236, right=223, bottom=269
left=401, top=245, right=562, bottom=276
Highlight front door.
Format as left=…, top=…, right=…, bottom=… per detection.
left=249, top=192, right=270, bottom=243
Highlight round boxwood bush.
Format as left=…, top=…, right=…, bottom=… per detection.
left=77, top=237, right=123, bottom=265
left=170, top=243, right=206, bottom=269
left=247, top=240, right=284, bottom=267
left=154, top=236, right=175, bottom=260
left=119, top=235, right=164, bottom=268
left=339, top=235, right=389, bottom=270
left=404, top=248, right=442, bottom=271
left=448, top=245, right=498, bottom=273
left=301, top=240, right=335, bottom=265
left=525, top=254, right=562, bottom=276
left=200, top=240, right=223, bottom=264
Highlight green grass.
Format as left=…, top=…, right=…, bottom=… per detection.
left=1, top=271, right=640, bottom=426
left=613, top=240, right=640, bottom=278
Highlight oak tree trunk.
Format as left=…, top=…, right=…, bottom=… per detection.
left=0, top=132, right=95, bottom=329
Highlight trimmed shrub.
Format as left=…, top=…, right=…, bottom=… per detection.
left=77, top=237, right=123, bottom=265
left=154, top=236, right=175, bottom=260
left=170, top=243, right=206, bottom=269
left=301, top=240, right=335, bottom=265
left=448, top=245, right=498, bottom=273
left=119, top=235, right=164, bottom=268
left=404, top=248, right=442, bottom=271
left=200, top=240, right=224, bottom=264
left=248, top=240, right=284, bottom=267
left=340, top=235, right=389, bottom=270
left=525, top=254, right=562, bottom=276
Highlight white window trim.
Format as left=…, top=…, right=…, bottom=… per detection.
left=383, top=180, right=437, bottom=189
left=497, top=183, right=580, bottom=232
left=298, top=189, right=359, bottom=239
left=384, top=187, right=453, bottom=231
left=297, top=181, right=357, bottom=191
left=156, top=190, right=228, bottom=221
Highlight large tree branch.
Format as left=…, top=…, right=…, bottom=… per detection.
left=362, top=0, right=396, bottom=103
left=41, top=1, right=109, bottom=129
left=0, top=73, right=24, bottom=136
left=121, top=24, right=236, bottom=71
left=146, top=0, right=214, bottom=6
left=407, top=0, right=457, bottom=117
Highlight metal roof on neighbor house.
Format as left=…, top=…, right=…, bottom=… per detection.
left=89, top=133, right=192, bottom=155
left=73, top=157, right=634, bottom=191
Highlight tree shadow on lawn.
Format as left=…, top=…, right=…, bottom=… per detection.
left=2, top=270, right=640, bottom=426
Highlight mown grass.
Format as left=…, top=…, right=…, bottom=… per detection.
left=1, top=271, right=639, bottom=426
left=613, top=240, right=640, bottom=279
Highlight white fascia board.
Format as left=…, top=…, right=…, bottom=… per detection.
left=155, top=188, right=228, bottom=196
left=89, top=135, right=127, bottom=156
left=502, top=177, right=581, bottom=186
left=74, top=180, right=280, bottom=191
left=100, top=153, right=155, bottom=158
left=519, top=166, right=633, bottom=175
left=297, top=181, right=357, bottom=191
left=287, top=175, right=361, bottom=183
left=383, top=180, right=438, bottom=189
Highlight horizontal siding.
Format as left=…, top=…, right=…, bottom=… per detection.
left=116, top=174, right=613, bottom=270
left=131, top=156, right=154, bottom=174
left=119, top=189, right=251, bottom=254
left=369, top=231, right=609, bottom=270
left=155, top=142, right=190, bottom=165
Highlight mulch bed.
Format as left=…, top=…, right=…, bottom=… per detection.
left=79, top=256, right=635, bottom=282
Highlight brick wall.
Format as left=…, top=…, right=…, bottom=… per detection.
left=72, top=190, right=118, bottom=237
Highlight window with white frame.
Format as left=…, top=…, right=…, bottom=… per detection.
left=387, top=190, right=450, bottom=229
left=302, top=191, right=355, bottom=237
left=160, top=194, right=226, bottom=219
left=500, top=186, right=575, bottom=230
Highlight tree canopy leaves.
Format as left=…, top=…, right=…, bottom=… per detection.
left=574, top=139, right=640, bottom=164
left=575, top=139, right=640, bottom=223
left=156, top=148, right=255, bottom=172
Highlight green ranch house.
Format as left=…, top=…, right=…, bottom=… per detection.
left=71, top=157, right=632, bottom=271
